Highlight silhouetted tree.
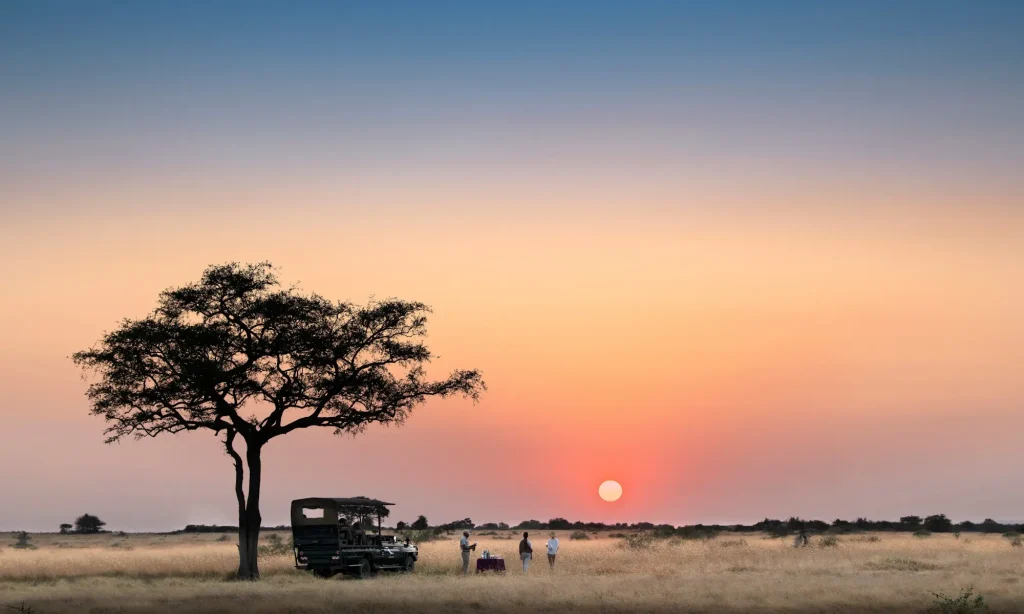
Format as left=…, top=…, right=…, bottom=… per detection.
left=74, top=514, right=106, bottom=534
left=982, top=518, right=1002, bottom=533
left=411, top=515, right=429, bottom=530
left=924, top=514, right=953, bottom=533
left=11, top=531, right=36, bottom=549
left=74, top=263, right=484, bottom=579
left=395, top=521, right=407, bottom=531
left=899, top=516, right=922, bottom=529
left=59, top=523, right=73, bottom=534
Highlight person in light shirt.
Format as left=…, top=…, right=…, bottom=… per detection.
left=546, top=532, right=559, bottom=568
left=459, top=530, right=477, bottom=574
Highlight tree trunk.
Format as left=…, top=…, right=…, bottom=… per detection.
left=226, top=432, right=263, bottom=580
left=239, top=444, right=263, bottom=579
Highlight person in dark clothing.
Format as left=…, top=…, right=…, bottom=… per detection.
left=518, top=531, right=533, bottom=572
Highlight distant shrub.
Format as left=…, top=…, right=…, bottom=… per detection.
left=826, top=525, right=855, bottom=535
left=608, top=533, right=627, bottom=539
left=676, top=526, right=717, bottom=540
left=11, top=532, right=36, bottom=550
left=109, top=541, right=134, bottom=550
left=1010, top=537, right=1022, bottom=548
left=845, top=535, right=881, bottom=543
left=864, top=557, right=942, bottom=572
left=1001, top=531, right=1020, bottom=540
left=258, top=532, right=292, bottom=556
left=914, top=530, right=932, bottom=538
left=953, top=532, right=961, bottom=539
left=216, top=535, right=230, bottom=542
left=114, top=531, right=127, bottom=538
left=570, top=531, right=590, bottom=540
left=718, top=539, right=747, bottom=548
left=928, top=585, right=987, bottom=613
left=619, top=533, right=656, bottom=551
left=818, top=535, right=839, bottom=548
left=409, top=530, right=440, bottom=544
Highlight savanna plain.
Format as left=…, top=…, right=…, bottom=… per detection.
left=2, top=531, right=1022, bottom=613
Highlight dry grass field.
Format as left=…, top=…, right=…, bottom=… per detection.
left=1, top=530, right=1022, bottom=613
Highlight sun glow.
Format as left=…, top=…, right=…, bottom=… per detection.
left=598, top=480, right=622, bottom=502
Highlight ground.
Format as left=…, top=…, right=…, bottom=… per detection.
left=1, top=531, right=1021, bottom=612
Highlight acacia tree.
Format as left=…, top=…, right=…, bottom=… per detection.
left=74, top=263, right=484, bottom=579
left=74, top=514, right=106, bottom=534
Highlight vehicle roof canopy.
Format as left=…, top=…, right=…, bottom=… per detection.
left=291, top=497, right=394, bottom=526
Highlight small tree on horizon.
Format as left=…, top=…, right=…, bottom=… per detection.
left=12, top=531, right=37, bottom=549
left=411, top=515, right=429, bottom=530
left=59, top=523, right=73, bottom=534
left=74, top=263, right=484, bottom=579
left=74, top=514, right=106, bottom=534
left=924, top=514, right=953, bottom=533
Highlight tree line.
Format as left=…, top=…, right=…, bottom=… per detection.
left=389, top=513, right=1023, bottom=535
left=58, top=513, right=1023, bottom=537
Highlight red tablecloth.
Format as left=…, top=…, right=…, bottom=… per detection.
left=475, top=558, right=506, bottom=573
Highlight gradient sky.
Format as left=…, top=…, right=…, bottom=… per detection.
left=2, top=1, right=1023, bottom=532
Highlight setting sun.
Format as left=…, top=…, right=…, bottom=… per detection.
left=598, top=480, right=623, bottom=502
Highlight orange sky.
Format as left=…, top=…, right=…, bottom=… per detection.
left=2, top=192, right=1022, bottom=530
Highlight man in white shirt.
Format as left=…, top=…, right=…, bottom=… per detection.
left=546, top=532, right=559, bottom=568
left=459, top=531, right=476, bottom=574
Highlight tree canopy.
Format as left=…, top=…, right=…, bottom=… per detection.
left=74, top=262, right=483, bottom=445
left=74, top=514, right=106, bottom=534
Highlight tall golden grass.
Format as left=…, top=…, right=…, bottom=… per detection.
left=1, top=531, right=1022, bottom=612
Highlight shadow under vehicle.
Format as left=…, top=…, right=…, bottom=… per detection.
left=291, top=496, right=418, bottom=578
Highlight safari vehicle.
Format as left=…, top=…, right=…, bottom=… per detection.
left=291, top=496, right=418, bottom=578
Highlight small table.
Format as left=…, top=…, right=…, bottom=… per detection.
left=475, top=557, right=506, bottom=573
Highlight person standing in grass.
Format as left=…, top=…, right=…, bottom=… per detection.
left=546, top=532, right=559, bottom=568
left=519, top=531, right=533, bottom=572
left=460, top=530, right=477, bottom=574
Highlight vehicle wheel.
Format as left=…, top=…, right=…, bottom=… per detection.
left=357, top=558, right=373, bottom=579
left=402, top=556, right=416, bottom=573
left=312, top=568, right=335, bottom=579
